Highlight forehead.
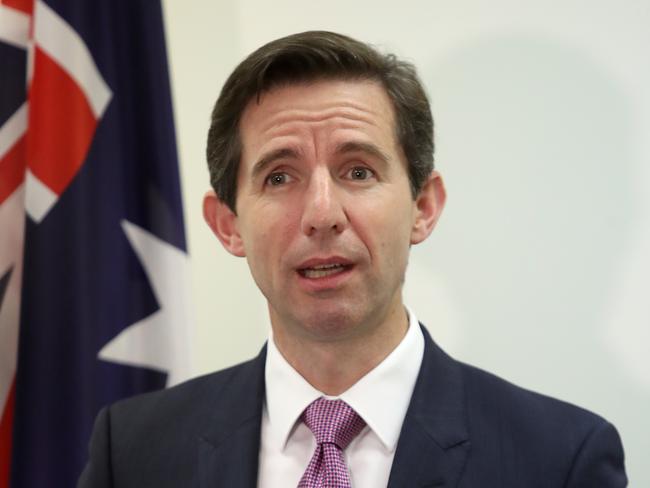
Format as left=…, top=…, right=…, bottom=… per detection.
left=238, top=79, right=399, bottom=163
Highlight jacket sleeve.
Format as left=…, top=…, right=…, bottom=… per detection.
left=77, top=406, right=114, bottom=488
left=564, top=419, right=627, bottom=487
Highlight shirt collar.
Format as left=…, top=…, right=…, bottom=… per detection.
left=264, top=306, right=424, bottom=452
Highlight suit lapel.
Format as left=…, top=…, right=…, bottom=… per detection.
left=387, top=326, right=470, bottom=488
left=198, top=347, right=267, bottom=488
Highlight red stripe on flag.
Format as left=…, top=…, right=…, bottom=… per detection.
left=0, top=0, right=32, bottom=15
left=0, top=379, right=16, bottom=487
left=27, top=47, right=98, bottom=196
left=0, top=135, right=26, bottom=205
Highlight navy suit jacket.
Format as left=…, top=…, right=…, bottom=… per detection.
left=78, top=326, right=627, bottom=487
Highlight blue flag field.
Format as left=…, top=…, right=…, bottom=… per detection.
left=0, top=0, right=191, bottom=485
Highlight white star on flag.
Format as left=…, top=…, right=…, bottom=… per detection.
left=98, top=220, right=192, bottom=386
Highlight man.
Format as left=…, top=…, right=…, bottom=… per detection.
left=79, top=31, right=627, bottom=487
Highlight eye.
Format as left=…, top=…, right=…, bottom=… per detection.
left=265, top=172, right=291, bottom=186
left=347, top=166, right=375, bottom=181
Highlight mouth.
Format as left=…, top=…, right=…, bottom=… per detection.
left=298, top=263, right=352, bottom=279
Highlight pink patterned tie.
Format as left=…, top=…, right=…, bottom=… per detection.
left=297, top=398, right=366, bottom=488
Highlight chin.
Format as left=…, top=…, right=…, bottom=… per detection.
left=296, top=304, right=368, bottom=340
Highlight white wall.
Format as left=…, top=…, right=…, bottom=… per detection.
left=162, top=0, right=650, bottom=484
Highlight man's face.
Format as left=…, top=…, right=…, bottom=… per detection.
left=206, top=79, right=443, bottom=343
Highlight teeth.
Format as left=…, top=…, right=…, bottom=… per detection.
left=311, top=263, right=341, bottom=270
left=302, top=264, right=345, bottom=278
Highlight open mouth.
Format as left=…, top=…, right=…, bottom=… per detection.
left=298, top=263, right=352, bottom=279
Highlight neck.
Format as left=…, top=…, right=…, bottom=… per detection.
left=271, top=301, right=409, bottom=396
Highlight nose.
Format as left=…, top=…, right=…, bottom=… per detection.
left=300, top=167, right=347, bottom=236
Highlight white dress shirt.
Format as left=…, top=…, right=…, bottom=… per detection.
left=257, top=307, right=425, bottom=488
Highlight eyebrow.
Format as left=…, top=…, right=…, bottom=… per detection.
left=251, top=147, right=301, bottom=179
left=335, top=141, right=390, bottom=164
left=250, top=141, right=391, bottom=179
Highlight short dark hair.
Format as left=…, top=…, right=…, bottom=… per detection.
left=206, top=31, right=434, bottom=211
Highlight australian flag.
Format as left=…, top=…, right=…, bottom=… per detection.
left=0, top=0, right=191, bottom=486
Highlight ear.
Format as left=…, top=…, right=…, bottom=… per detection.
left=410, top=170, right=446, bottom=245
left=203, top=190, right=246, bottom=257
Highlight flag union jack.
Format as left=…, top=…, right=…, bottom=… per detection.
left=0, top=1, right=191, bottom=485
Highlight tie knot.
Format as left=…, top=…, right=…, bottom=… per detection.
left=301, top=398, right=366, bottom=449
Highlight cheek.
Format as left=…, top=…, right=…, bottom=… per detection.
left=243, top=208, right=299, bottom=264
left=374, top=203, right=415, bottom=264
left=351, top=211, right=408, bottom=265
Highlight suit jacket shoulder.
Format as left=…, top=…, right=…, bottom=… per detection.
left=386, top=326, right=627, bottom=487
left=78, top=350, right=266, bottom=488
left=460, top=360, right=625, bottom=486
